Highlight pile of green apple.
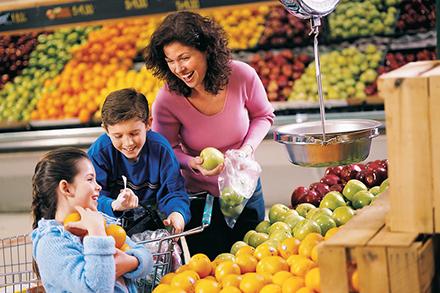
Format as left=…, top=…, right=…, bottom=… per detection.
left=329, top=0, right=400, bottom=39
left=289, top=45, right=383, bottom=102
left=241, top=178, right=388, bottom=247
left=0, top=26, right=95, bottom=122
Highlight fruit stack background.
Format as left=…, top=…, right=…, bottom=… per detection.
left=0, top=1, right=436, bottom=125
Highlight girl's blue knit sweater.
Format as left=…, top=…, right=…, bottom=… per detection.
left=32, top=219, right=153, bottom=292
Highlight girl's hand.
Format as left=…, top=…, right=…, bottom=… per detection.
left=114, top=248, right=139, bottom=277
left=65, top=206, right=106, bottom=237
left=189, top=156, right=224, bottom=176
left=112, top=188, right=139, bottom=211
left=163, top=212, right=185, bottom=234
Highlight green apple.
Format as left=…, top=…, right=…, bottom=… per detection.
left=319, top=191, right=347, bottom=211
left=243, top=230, right=257, bottom=244
left=248, top=232, right=269, bottom=248
left=269, top=230, right=292, bottom=242
left=215, top=253, right=236, bottom=263
left=268, top=203, right=290, bottom=224
left=332, top=206, right=355, bottom=226
left=284, top=213, right=305, bottom=230
left=295, top=203, right=316, bottom=217
left=220, top=187, right=245, bottom=218
left=369, top=186, right=381, bottom=196
left=268, top=222, right=291, bottom=236
left=352, top=190, right=375, bottom=209
left=379, top=178, right=389, bottom=193
left=314, top=214, right=337, bottom=236
left=200, top=147, right=224, bottom=170
left=306, top=208, right=333, bottom=220
left=293, top=219, right=321, bottom=241
left=262, top=239, right=279, bottom=250
left=343, top=179, right=367, bottom=201
left=255, top=220, right=271, bottom=233
left=230, top=241, right=248, bottom=255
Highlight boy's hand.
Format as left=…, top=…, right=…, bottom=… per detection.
left=163, top=212, right=185, bottom=234
left=189, top=156, right=224, bottom=176
left=112, top=188, right=139, bottom=211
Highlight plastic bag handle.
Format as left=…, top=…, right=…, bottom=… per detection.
left=202, top=194, right=214, bottom=227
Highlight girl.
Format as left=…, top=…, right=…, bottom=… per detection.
left=31, top=147, right=152, bottom=292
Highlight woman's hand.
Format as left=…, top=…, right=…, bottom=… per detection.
left=163, top=212, right=185, bottom=234
left=114, top=248, right=139, bottom=277
left=189, top=156, right=224, bottom=176
left=65, top=206, right=106, bottom=237
left=111, top=188, right=139, bottom=211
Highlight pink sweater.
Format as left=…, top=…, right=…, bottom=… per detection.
left=152, top=60, right=275, bottom=196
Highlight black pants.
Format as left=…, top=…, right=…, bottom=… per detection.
left=184, top=181, right=265, bottom=260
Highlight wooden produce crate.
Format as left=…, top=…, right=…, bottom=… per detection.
left=377, top=61, right=440, bottom=234
left=318, top=193, right=435, bottom=293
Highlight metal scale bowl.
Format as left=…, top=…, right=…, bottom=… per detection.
left=274, top=0, right=382, bottom=167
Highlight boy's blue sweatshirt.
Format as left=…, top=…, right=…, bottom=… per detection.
left=88, top=130, right=191, bottom=224
left=31, top=219, right=152, bottom=293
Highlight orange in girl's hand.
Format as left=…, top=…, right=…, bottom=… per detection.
left=120, top=243, right=131, bottom=252
left=63, top=212, right=88, bottom=237
left=63, top=212, right=81, bottom=226
left=105, top=223, right=126, bottom=249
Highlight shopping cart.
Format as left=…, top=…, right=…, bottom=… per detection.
left=0, top=193, right=214, bottom=293
left=135, top=192, right=214, bottom=292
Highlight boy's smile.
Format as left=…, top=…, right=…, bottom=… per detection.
left=106, top=118, right=149, bottom=161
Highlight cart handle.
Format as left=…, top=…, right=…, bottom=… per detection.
left=138, top=194, right=214, bottom=244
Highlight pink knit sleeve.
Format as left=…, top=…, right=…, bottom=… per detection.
left=242, top=66, right=275, bottom=151
left=151, top=90, right=194, bottom=171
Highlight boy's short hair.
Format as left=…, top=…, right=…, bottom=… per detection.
left=101, top=88, right=149, bottom=128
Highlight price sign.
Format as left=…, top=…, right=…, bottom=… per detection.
left=124, top=0, right=149, bottom=10
left=175, top=0, right=200, bottom=11
left=10, top=12, right=28, bottom=24
left=72, top=4, right=95, bottom=16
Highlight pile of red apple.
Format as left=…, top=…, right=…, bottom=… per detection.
left=248, top=49, right=310, bottom=102
left=396, top=0, right=435, bottom=33
left=0, top=33, right=40, bottom=89
left=291, top=159, right=388, bottom=207
left=257, top=4, right=313, bottom=49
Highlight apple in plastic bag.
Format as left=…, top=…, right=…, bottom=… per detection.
left=200, top=147, right=224, bottom=170
left=220, top=187, right=245, bottom=218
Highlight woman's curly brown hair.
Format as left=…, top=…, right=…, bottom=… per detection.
left=144, top=11, right=231, bottom=97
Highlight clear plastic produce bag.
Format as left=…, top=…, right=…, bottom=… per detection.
left=218, top=149, right=262, bottom=228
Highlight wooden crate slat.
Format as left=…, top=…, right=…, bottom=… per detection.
left=429, top=75, right=440, bottom=233
left=318, top=244, right=350, bottom=293
left=355, top=245, right=390, bottom=293
left=388, top=245, right=420, bottom=293
left=417, top=239, right=435, bottom=293
left=368, top=226, right=418, bottom=247
left=380, top=74, right=433, bottom=233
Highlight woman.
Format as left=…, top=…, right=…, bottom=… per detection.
left=144, top=11, right=275, bottom=259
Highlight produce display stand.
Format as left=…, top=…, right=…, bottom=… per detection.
left=319, top=192, right=435, bottom=293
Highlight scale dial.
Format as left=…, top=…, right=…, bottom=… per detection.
left=279, top=0, right=340, bottom=19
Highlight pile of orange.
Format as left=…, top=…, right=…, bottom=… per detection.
left=31, top=18, right=154, bottom=123
left=63, top=212, right=128, bottom=250
left=154, top=227, right=342, bottom=293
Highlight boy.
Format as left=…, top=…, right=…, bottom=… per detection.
left=88, top=88, right=190, bottom=234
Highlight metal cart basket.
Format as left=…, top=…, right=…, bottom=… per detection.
left=0, top=193, right=214, bottom=293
